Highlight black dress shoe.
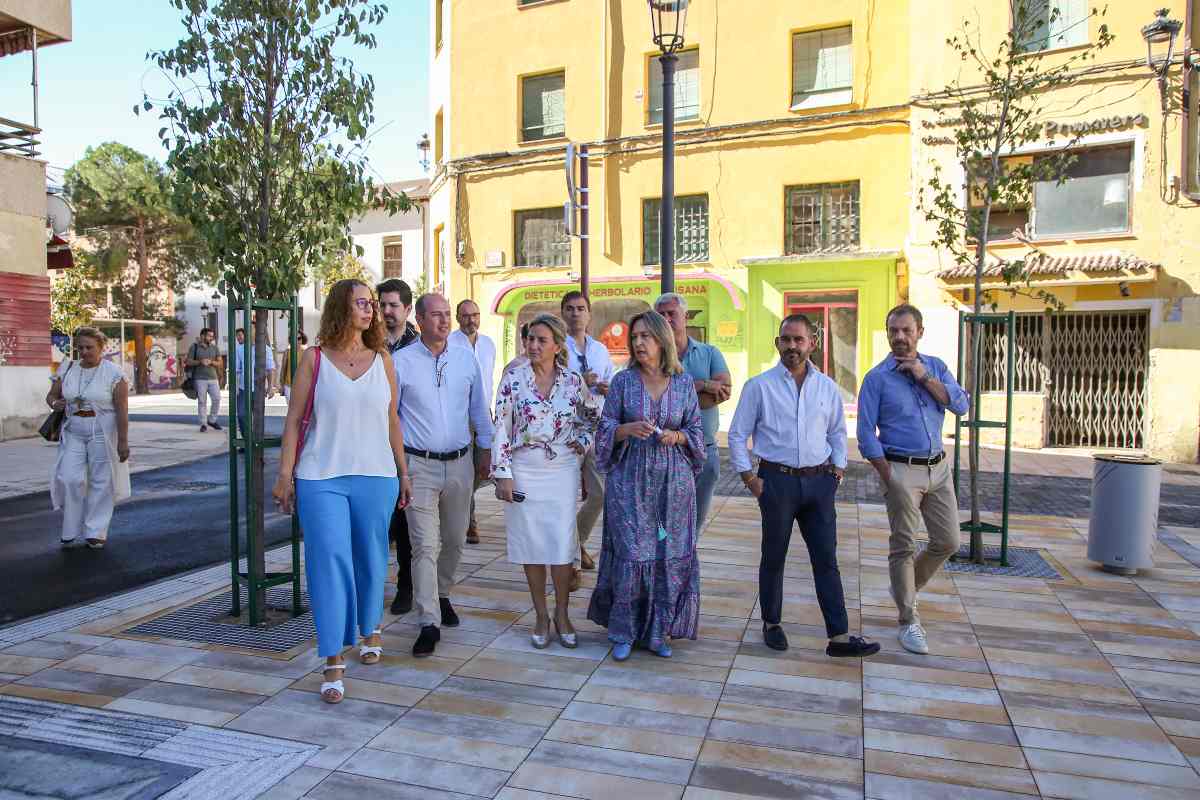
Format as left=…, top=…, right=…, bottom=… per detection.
left=412, top=625, right=440, bottom=657
left=440, top=597, right=460, bottom=627
left=763, top=624, right=789, bottom=651
left=390, top=588, right=412, bottom=615
left=209, top=421, right=222, bottom=431
left=826, top=635, right=881, bottom=658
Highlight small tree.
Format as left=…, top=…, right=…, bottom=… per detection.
left=50, top=262, right=100, bottom=335
left=919, top=1, right=1112, bottom=560
left=146, top=0, right=408, bottom=619
left=64, top=142, right=212, bottom=393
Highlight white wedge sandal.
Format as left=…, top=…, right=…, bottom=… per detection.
left=359, top=629, right=383, bottom=665
left=320, top=663, right=346, bottom=704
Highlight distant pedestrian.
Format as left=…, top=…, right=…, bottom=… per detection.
left=47, top=327, right=131, bottom=550
left=728, top=314, right=879, bottom=658
left=655, top=293, right=731, bottom=528
left=587, top=311, right=705, bottom=661
left=492, top=315, right=593, bottom=649
left=279, top=331, right=309, bottom=404
left=857, top=303, right=970, bottom=655
left=394, top=293, right=494, bottom=658
left=561, top=290, right=613, bottom=576
left=186, top=327, right=223, bottom=432
left=500, top=322, right=531, bottom=375
left=450, top=299, right=496, bottom=545
left=377, top=278, right=420, bottom=615
left=272, top=280, right=411, bottom=704
left=233, top=325, right=276, bottom=439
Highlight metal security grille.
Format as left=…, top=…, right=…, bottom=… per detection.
left=515, top=208, right=570, bottom=267
left=1045, top=310, right=1148, bottom=449
left=785, top=182, right=860, bottom=254
left=980, top=313, right=1046, bottom=393
left=643, top=195, right=709, bottom=265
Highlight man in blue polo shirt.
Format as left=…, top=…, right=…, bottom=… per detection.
left=655, top=293, right=732, bottom=527
left=857, top=303, right=970, bottom=656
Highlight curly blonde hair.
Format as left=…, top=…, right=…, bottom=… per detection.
left=317, top=279, right=386, bottom=352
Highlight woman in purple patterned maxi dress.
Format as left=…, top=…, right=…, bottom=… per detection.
left=586, top=311, right=706, bottom=661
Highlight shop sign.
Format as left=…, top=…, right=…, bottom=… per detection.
left=714, top=319, right=742, bottom=349
left=518, top=280, right=709, bottom=304
left=1043, top=114, right=1148, bottom=137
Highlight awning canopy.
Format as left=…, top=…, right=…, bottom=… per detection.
left=937, top=251, right=1159, bottom=284
left=46, top=234, right=73, bottom=269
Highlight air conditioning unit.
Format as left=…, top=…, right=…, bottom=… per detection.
left=485, top=250, right=505, bottom=268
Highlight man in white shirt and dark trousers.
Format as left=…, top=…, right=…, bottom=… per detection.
left=561, top=291, right=613, bottom=574
left=395, top=294, right=494, bottom=657
left=449, top=299, right=496, bottom=545
left=728, top=314, right=879, bottom=658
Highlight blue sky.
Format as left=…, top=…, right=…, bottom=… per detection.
left=0, top=1, right=430, bottom=186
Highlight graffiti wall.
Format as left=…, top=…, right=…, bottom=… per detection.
left=100, top=335, right=179, bottom=389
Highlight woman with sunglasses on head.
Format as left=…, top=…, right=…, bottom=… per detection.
left=272, top=279, right=412, bottom=704
left=492, top=314, right=594, bottom=649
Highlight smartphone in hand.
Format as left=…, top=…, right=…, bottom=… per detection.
left=511, top=491, right=526, bottom=503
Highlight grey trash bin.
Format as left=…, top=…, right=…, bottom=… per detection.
left=1087, top=455, right=1162, bottom=575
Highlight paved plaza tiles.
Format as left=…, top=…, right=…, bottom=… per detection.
left=2, top=490, right=1200, bottom=799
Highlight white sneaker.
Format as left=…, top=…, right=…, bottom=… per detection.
left=899, top=623, right=929, bottom=655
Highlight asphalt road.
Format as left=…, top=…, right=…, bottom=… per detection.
left=0, top=419, right=294, bottom=625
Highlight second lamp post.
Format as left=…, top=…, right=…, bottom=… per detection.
left=649, top=0, right=690, bottom=294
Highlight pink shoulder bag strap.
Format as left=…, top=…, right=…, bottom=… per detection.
left=295, top=346, right=322, bottom=462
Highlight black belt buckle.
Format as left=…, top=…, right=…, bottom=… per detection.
left=405, top=445, right=468, bottom=461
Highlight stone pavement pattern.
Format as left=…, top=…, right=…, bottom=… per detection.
left=2, top=490, right=1200, bottom=799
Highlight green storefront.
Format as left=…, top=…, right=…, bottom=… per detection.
left=488, top=254, right=898, bottom=412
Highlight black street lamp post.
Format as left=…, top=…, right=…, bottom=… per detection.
left=1141, top=8, right=1183, bottom=112
left=648, top=1, right=690, bottom=294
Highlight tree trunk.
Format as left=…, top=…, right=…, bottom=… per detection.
left=132, top=217, right=150, bottom=395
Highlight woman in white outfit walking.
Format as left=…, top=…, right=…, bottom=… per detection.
left=46, top=327, right=131, bottom=549
left=492, top=314, right=594, bottom=649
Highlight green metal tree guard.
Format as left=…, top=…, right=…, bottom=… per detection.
left=952, top=310, right=1015, bottom=566
left=226, top=290, right=303, bottom=626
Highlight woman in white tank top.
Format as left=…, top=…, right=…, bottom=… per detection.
left=272, top=280, right=412, bottom=704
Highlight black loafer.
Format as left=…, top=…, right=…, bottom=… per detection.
left=390, top=589, right=412, bottom=616
left=826, top=635, right=881, bottom=658
left=763, top=624, right=789, bottom=651
left=209, top=421, right=222, bottom=431
left=440, top=597, right=460, bottom=627
left=412, top=625, right=440, bottom=657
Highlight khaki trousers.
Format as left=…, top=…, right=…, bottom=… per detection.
left=405, top=453, right=474, bottom=627
left=884, top=458, right=960, bottom=626
left=575, top=449, right=605, bottom=557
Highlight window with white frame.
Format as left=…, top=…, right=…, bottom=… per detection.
left=1190, top=68, right=1200, bottom=194
left=1014, top=0, right=1088, bottom=53
left=515, top=208, right=570, bottom=267
left=649, top=49, right=700, bottom=125
left=791, top=27, right=852, bottom=110
left=642, top=195, right=709, bottom=265
left=1032, top=144, right=1131, bottom=237
left=521, top=72, right=566, bottom=142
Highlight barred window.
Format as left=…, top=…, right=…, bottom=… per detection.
left=515, top=208, right=570, bottom=267
left=382, top=237, right=403, bottom=278
left=649, top=49, right=700, bottom=124
left=785, top=182, right=860, bottom=254
left=792, top=27, right=853, bottom=109
left=521, top=72, right=566, bottom=142
left=642, top=195, right=709, bottom=265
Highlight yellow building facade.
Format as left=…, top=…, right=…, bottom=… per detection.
left=427, top=0, right=1200, bottom=462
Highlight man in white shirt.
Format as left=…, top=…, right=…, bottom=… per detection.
left=233, top=326, right=275, bottom=439
left=395, top=294, right=494, bottom=658
left=561, top=290, right=613, bottom=574
left=728, top=314, right=879, bottom=659
left=449, top=299, right=497, bottom=545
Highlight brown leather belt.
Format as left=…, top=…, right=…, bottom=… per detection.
left=760, top=460, right=831, bottom=477
left=72, top=410, right=97, bottom=418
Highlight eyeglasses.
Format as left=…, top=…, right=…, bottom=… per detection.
left=353, top=298, right=379, bottom=312
left=434, top=355, right=448, bottom=388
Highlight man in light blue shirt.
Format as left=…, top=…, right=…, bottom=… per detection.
left=232, top=326, right=276, bottom=438
left=857, top=303, right=969, bottom=656
left=728, top=314, right=878, bottom=659
left=655, top=293, right=731, bottom=527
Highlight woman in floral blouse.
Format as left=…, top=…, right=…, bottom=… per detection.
left=492, top=314, right=594, bottom=649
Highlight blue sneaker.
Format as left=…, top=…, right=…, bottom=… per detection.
left=652, top=643, right=673, bottom=658
left=611, top=642, right=632, bottom=661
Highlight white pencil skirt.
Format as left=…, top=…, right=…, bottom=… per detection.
left=504, top=445, right=581, bottom=566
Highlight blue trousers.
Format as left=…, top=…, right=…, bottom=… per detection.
left=694, top=443, right=720, bottom=527
left=757, top=468, right=848, bottom=639
left=296, top=475, right=399, bottom=657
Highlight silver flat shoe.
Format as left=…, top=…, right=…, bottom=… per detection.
left=554, top=619, right=577, bottom=649
left=531, top=631, right=550, bottom=649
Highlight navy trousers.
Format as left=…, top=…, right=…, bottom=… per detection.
left=756, top=467, right=848, bottom=639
